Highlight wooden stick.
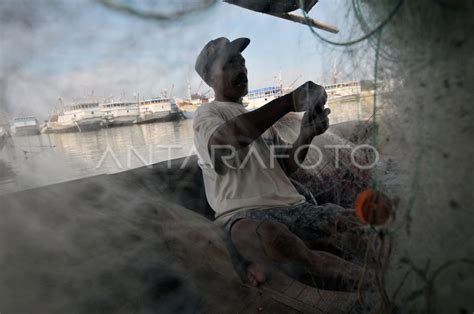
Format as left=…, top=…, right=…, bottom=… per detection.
left=270, top=12, right=339, bottom=34
left=224, top=2, right=339, bottom=34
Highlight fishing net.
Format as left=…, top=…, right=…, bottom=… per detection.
left=0, top=0, right=473, bottom=313
left=96, top=0, right=218, bottom=21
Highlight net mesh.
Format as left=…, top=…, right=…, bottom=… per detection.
left=0, top=0, right=473, bottom=313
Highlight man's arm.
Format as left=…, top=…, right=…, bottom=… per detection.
left=279, top=131, right=314, bottom=174
left=277, top=106, right=331, bottom=174
left=208, top=81, right=327, bottom=173
left=209, top=93, right=293, bottom=151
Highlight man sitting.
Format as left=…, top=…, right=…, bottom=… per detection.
left=193, top=37, right=366, bottom=286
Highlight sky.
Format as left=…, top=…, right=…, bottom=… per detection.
left=0, top=0, right=375, bottom=121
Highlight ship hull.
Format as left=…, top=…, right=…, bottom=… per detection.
left=76, top=118, right=102, bottom=132
left=44, top=114, right=103, bottom=133
left=43, top=124, right=79, bottom=134
left=102, top=115, right=138, bottom=128
left=135, top=112, right=180, bottom=124
left=14, top=126, right=40, bottom=136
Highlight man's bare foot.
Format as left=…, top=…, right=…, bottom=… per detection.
left=246, top=262, right=266, bottom=286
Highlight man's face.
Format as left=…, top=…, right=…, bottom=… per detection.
left=211, top=52, right=248, bottom=100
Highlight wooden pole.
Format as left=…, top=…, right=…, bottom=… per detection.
left=270, top=12, right=339, bottom=34
left=223, top=1, right=339, bottom=34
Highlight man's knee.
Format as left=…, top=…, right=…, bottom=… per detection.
left=257, top=221, right=288, bottom=237
left=257, top=221, right=305, bottom=260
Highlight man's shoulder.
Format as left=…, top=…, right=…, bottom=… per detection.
left=195, top=100, right=240, bottom=116
left=195, top=101, right=247, bottom=124
left=196, top=101, right=218, bottom=114
left=193, top=101, right=225, bottom=127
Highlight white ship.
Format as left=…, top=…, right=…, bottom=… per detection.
left=136, top=97, right=180, bottom=124
left=178, top=93, right=209, bottom=119
left=101, top=101, right=139, bottom=127
left=44, top=102, right=102, bottom=133
left=243, top=81, right=362, bottom=110
left=242, top=86, right=284, bottom=111
left=181, top=105, right=198, bottom=119
left=12, top=116, right=40, bottom=136
left=324, top=81, right=361, bottom=103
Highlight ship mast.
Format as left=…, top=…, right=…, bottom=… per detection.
left=279, top=70, right=283, bottom=91
left=187, top=82, right=192, bottom=102
left=332, top=59, right=338, bottom=84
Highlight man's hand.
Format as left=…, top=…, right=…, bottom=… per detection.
left=280, top=102, right=331, bottom=174
left=289, top=81, right=327, bottom=112
left=300, top=105, right=331, bottom=139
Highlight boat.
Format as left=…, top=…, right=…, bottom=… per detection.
left=43, top=109, right=78, bottom=133
left=44, top=102, right=102, bottom=133
left=12, top=116, right=40, bottom=136
left=181, top=105, right=198, bottom=119
left=177, top=93, right=209, bottom=119
left=242, top=80, right=368, bottom=125
left=135, top=97, right=180, bottom=124
left=66, top=102, right=103, bottom=132
left=101, top=101, right=139, bottom=127
left=243, top=80, right=362, bottom=111
left=242, top=86, right=285, bottom=111
left=324, top=80, right=361, bottom=103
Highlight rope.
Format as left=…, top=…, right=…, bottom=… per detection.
left=299, top=0, right=404, bottom=47
left=97, top=0, right=218, bottom=21
left=353, top=0, right=396, bottom=61
left=370, top=30, right=382, bottom=189
left=297, top=0, right=405, bottom=190
left=296, top=2, right=407, bottom=309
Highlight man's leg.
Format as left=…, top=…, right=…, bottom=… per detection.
left=230, top=218, right=365, bottom=283
left=289, top=206, right=369, bottom=260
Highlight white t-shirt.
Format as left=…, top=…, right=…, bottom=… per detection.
left=193, top=100, right=305, bottom=222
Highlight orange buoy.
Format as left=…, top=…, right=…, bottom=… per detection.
left=355, top=188, right=392, bottom=225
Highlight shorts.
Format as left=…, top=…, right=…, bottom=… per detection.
left=218, top=201, right=349, bottom=244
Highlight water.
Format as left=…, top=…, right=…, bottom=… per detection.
left=0, top=120, right=195, bottom=195
left=0, top=97, right=374, bottom=196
